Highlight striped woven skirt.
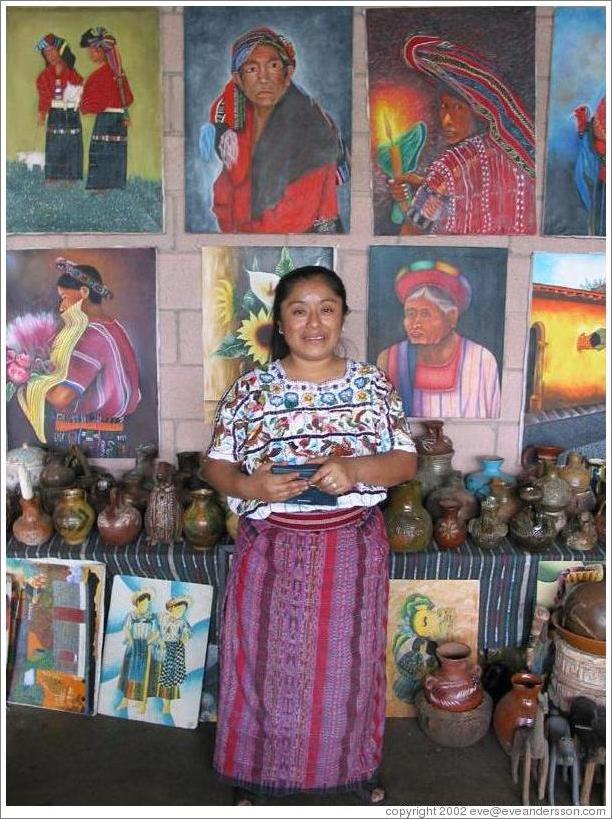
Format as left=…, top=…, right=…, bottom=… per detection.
left=45, top=107, right=83, bottom=180
left=214, top=506, right=389, bottom=795
left=86, top=111, right=128, bottom=190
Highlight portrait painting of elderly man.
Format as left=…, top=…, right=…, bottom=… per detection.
left=368, top=247, right=507, bottom=419
left=366, top=6, right=535, bottom=236
left=6, top=248, right=158, bottom=458
left=184, top=7, right=352, bottom=234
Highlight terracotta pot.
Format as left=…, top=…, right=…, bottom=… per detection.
left=468, top=496, right=507, bottom=549
left=383, top=480, right=432, bottom=552
left=560, top=452, right=591, bottom=493
left=493, top=672, right=543, bottom=755
left=433, top=498, right=466, bottom=550
left=182, top=488, right=225, bottom=550
left=415, top=420, right=454, bottom=456
left=97, top=487, right=142, bottom=547
left=13, top=495, right=54, bottom=546
left=423, top=641, right=483, bottom=712
left=425, top=472, right=478, bottom=523
left=416, top=690, right=492, bottom=747
left=53, top=488, right=96, bottom=546
left=561, top=580, right=605, bottom=641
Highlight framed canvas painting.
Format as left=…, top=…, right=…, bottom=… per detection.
left=386, top=579, right=479, bottom=718
left=184, top=6, right=352, bottom=234
left=542, top=7, right=606, bottom=237
left=522, top=253, right=606, bottom=458
left=98, top=575, right=214, bottom=729
left=366, top=6, right=536, bottom=236
left=368, top=246, right=507, bottom=419
left=6, top=248, right=158, bottom=459
left=202, top=245, right=334, bottom=422
left=5, top=6, right=162, bottom=233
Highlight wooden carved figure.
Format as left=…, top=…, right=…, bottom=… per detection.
left=547, top=708, right=580, bottom=806
left=511, top=691, right=549, bottom=805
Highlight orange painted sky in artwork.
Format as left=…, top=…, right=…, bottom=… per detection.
left=369, top=84, right=431, bottom=147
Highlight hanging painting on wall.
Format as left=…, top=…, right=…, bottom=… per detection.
left=98, top=575, right=213, bottom=729
left=368, top=246, right=507, bottom=419
left=542, top=7, right=606, bottom=237
left=386, top=579, right=479, bottom=718
left=6, top=248, right=158, bottom=459
left=184, top=6, right=352, bottom=234
left=201, top=245, right=334, bottom=422
left=5, top=6, right=162, bottom=233
left=522, top=253, right=606, bottom=458
left=365, top=6, right=536, bottom=236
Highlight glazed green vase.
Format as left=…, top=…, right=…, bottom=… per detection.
left=383, top=480, right=433, bottom=552
left=182, top=489, right=225, bottom=550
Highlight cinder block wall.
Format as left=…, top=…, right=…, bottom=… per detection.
left=7, top=6, right=605, bottom=476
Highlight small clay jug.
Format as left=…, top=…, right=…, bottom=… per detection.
left=468, top=496, right=508, bottom=549
left=13, top=495, right=54, bottom=546
left=145, top=461, right=182, bottom=546
left=562, top=510, right=598, bottom=553
left=433, top=498, right=466, bottom=550
left=423, top=641, right=483, bottom=712
left=415, top=420, right=454, bottom=456
left=122, top=474, right=150, bottom=514
left=560, top=452, right=591, bottom=493
left=509, top=486, right=556, bottom=552
left=182, top=489, right=225, bottom=550
left=383, top=480, right=433, bottom=552
left=97, top=487, right=142, bottom=547
left=537, top=457, right=571, bottom=511
left=425, top=471, right=478, bottom=523
left=493, top=671, right=543, bottom=754
left=489, top=478, right=521, bottom=524
left=53, top=488, right=96, bottom=546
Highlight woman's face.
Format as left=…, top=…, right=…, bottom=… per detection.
left=278, top=277, right=345, bottom=362
left=403, top=296, right=457, bottom=346
left=87, top=45, right=105, bottom=63
left=43, top=46, right=62, bottom=67
left=136, top=597, right=150, bottom=613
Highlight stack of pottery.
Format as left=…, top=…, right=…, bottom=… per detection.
left=509, top=485, right=556, bottom=552
left=415, top=642, right=492, bottom=747
left=414, top=421, right=455, bottom=499
left=466, top=456, right=516, bottom=501
left=383, top=480, right=433, bottom=552
left=493, top=672, right=543, bottom=754
left=468, top=496, right=508, bottom=549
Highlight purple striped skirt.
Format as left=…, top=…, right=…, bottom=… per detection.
left=214, top=506, right=389, bottom=795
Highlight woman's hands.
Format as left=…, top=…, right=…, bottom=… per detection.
left=245, top=462, right=309, bottom=503
left=307, top=456, right=357, bottom=496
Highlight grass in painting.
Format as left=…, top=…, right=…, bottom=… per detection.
left=6, top=161, right=163, bottom=233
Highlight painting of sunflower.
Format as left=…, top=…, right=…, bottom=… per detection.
left=202, top=246, right=334, bottom=422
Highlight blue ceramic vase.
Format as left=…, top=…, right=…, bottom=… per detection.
left=466, top=457, right=516, bottom=500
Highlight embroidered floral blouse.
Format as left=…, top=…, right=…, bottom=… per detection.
left=207, top=359, right=416, bottom=518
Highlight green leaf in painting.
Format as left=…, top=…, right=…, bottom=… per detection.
left=215, top=334, right=246, bottom=358
left=241, top=290, right=266, bottom=314
left=275, top=247, right=295, bottom=278
left=6, top=382, right=16, bottom=403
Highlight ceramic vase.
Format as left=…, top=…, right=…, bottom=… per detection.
left=97, top=487, right=142, bottom=547
left=415, top=452, right=455, bottom=499
left=182, top=489, right=225, bottom=550
left=560, top=452, right=591, bottom=493
left=537, top=458, right=571, bottom=511
left=415, top=420, right=454, bottom=456
left=383, top=480, right=433, bottom=552
left=468, top=497, right=508, bottom=549
left=489, top=478, right=521, bottom=524
left=466, top=457, right=516, bottom=500
left=423, top=641, right=483, bottom=712
left=53, top=488, right=96, bottom=546
left=520, top=444, right=564, bottom=481
left=425, top=472, right=478, bottom=523
left=145, top=461, right=182, bottom=546
left=122, top=475, right=150, bottom=514
left=562, top=511, right=598, bottom=553
left=13, top=495, right=54, bottom=546
left=123, top=442, right=158, bottom=491
left=509, top=486, right=556, bottom=552
left=493, top=672, right=543, bottom=755
left=433, top=498, right=466, bottom=550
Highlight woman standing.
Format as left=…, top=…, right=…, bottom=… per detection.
left=158, top=596, right=193, bottom=715
left=116, top=590, right=161, bottom=715
left=35, top=33, right=83, bottom=181
left=79, top=27, right=134, bottom=190
left=202, top=266, right=417, bottom=804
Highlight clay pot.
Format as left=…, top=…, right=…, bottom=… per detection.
left=6, top=489, right=20, bottom=534
left=53, top=488, right=96, bottom=546
left=415, top=420, right=454, bottom=456
left=425, top=472, right=478, bottom=523
left=97, top=487, right=142, bottom=547
left=561, top=581, right=605, bottom=641
left=144, top=461, right=182, bottom=546
left=489, top=478, right=521, bottom=524
left=415, top=689, right=492, bottom=748
left=415, top=451, right=455, bottom=499
left=560, top=452, right=591, bottom=493
left=468, top=496, right=508, bottom=549
left=562, top=511, right=598, bottom=552
left=13, top=495, right=54, bottom=546
left=537, top=458, right=571, bottom=511
left=123, top=442, right=158, bottom=491
left=466, top=456, right=516, bottom=500
left=509, top=486, right=556, bottom=552
left=383, top=480, right=433, bottom=552
left=40, top=450, right=76, bottom=489
left=566, top=488, right=597, bottom=519
left=520, top=444, right=564, bottom=480
left=182, top=489, right=225, bottom=550
left=122, top=475, right=150, bottom=514
left=493, top=672, right=543, bottom=755
left=423, top=641, right=483, bottom=712
left=433, top=498, right=466, bottom=550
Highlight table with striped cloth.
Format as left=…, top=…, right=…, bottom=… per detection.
left=7, top=534, right=605, bottom=650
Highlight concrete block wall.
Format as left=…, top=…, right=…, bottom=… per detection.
left=7, top=6, right=605, bottom=476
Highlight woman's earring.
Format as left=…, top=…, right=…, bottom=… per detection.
left=278, top=327, right=284, bottom=336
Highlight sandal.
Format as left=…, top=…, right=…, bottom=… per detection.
left=353, top=781, right=387, bottom=805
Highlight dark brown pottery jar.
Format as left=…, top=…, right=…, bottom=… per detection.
left=433, top=498, right=466, bottom=550
left=493, top=672, right=543, bottom=754
left=145, top=461, right=183, bottom=546
left=423, top=641, right=483, bottom=712
left=520, top=444, right=564, bottom=481
left=383, top=480, right=432, bottom=552
left=425, top=472, right=478, bottom=523
left=489, top=478, right=521, bottom=524
left=468, top=496, right=507, bottom=549
left=509, top=486, right=556, bottom=552
left=122, top=475, right=150, bottom=514
left=40, top=450, right=77, bottom=514
left=561, top=580, right=605, bottom=641
left=560, top=452, right=591, bottom=493
left=88, top=474, right=115, bottom=514
left=182, top=489, right=225, bottom=550
left=13, top=495, right=54, bottom=546
left=123, top=442, right=158, bottom=490
left=415, top=420, right=454, bottom=456
left=53, top=488, right=96, bottom=546
left=98, top=487, right=142, bottom=547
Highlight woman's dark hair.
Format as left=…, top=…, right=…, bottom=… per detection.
left=270, top=265, right=349, bottom=360
left=56, top=264, right=104, bottom=305
left=41, top=43, right=76, bottom=70
left=134, top=592, right=151, bottom=605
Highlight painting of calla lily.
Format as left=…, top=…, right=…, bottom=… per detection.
left=202, top=245, right=334, bottom=422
